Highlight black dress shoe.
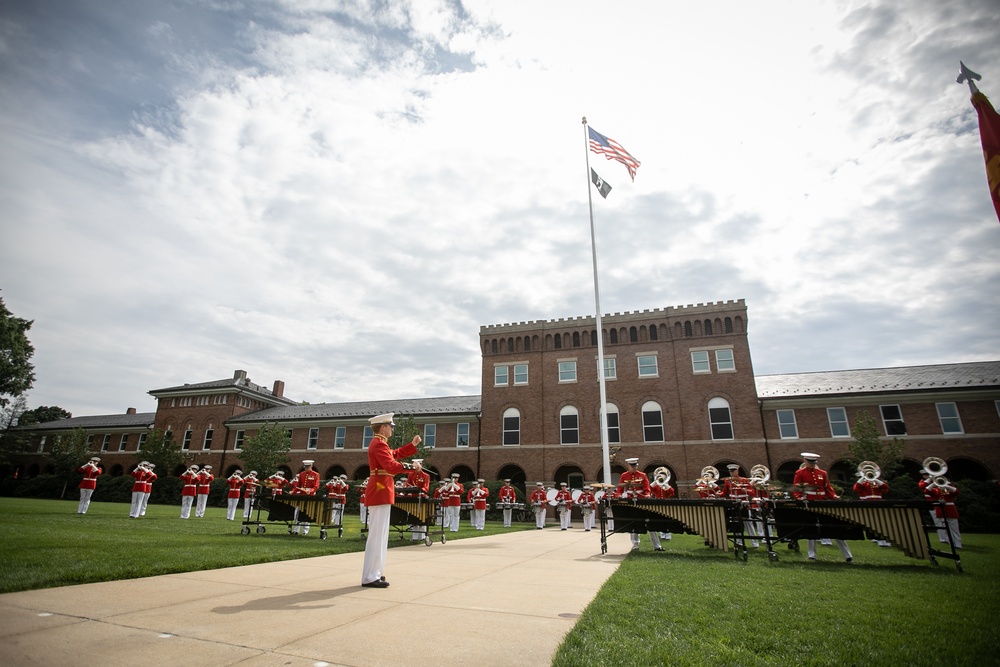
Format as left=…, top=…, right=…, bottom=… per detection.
left=362, top=580, right=390, bottom=588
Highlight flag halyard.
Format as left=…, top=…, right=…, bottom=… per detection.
left=588, top=126, right=640, bottom=181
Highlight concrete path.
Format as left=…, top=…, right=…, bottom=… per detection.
left=0, top=528, right=628, bottom=667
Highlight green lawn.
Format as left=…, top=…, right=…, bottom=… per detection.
left=0, top=497, right=534, bottom=593
left=554, top=532, right=1000, bottom=667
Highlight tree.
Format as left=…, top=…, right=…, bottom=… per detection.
left=0, top=296, right=35, bottom=409
left=138, top=428, right=188, bottom=475
left=49, top=428, right=93, bottom=498
left=18, top=406, right=72, bottom=426
left=0, top=395, right=31, bottom=467
left=239, top=423, right=291, bottom=476
left=847, top=410, right=903, bottom=480
left=389, top=413, right=430, bottom=462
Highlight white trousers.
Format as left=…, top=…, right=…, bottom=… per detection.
left=180, top=496, right=194, bottom=519
left=473, top=509, right=485, bottom=530
left=937, top=518, right=962, bottom=548
left=140, top=492, right=150, bottom=516
left=130, top=491, right=143, bottom=517
left=502, top=509, right=513, bottom=527
left=632, top=531, right=662, bottom=549
left=195, top=493, right=208, bottom=517
left=534, top=507, right=546, bottom=528
left=559, top=508, right=571, bottom=529
left=807, top=539, right=852, bottom=560
left=243, top=496, right=255, bottom=518
left=330, top=504, right=343, bottom=526
left=449, top=506, right=460, bottom=531
left=360, top=505, right=367, bottom=524
left=292, top=507, right=310, bottom=534
left=78, top=488, right=94, bottom=514
left=362, top=504, right=391, bottom=585
left=226, top=497, right=239, bottom=520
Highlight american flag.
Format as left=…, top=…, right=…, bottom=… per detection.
left=588, top=126, right=640, bottom=181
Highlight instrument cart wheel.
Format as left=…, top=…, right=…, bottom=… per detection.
left=320, top=529, right=328, bottom=540
left=425, top=536, right=433, bottom=547
left=338, top=528, right=343, bottom=538
left=956, top=561, right=963, bottom=574
left=768, top=551, right=779, bottom=562
left=257, top=525, right=266, bottom=534
left=441, top=533, right=447, bottom=544
left=240, top=526, right=250, bottom=535
left=288, top=527, right=294, bottom=534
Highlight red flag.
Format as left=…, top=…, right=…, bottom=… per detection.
left=971, top=92, right=1000, bottom=223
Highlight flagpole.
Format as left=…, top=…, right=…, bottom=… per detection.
left=583, top=116, right=613, bottom=486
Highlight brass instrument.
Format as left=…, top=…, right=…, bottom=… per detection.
left=932, top=476, right=952, bottom=489
left=700, top=465, right=720, bottom=483
left=857, top=461, right=882, bottom=484
left=653, top=466, right=672, bottom=488
left=922, top=456, right=947, bottom=478
left=608, top=445, right=622, bottom=463
left=749, top=464, right=770, bottom=487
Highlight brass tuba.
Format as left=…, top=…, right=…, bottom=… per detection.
left=700, top=465, right=720, bottom=483
left=857, top=460, right=882, bottom=483
left=922, top=456, right=947, bottom=478
left=749, top=464, right=770, bottom=487
left=653, top=466, right=672, bottom=488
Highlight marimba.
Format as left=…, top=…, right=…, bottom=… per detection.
left=762, top=499, right=961, bottom=570
left=240, top=494, right=342, bottom=539
left=599, top=498, right=745, bottom=557
left=362, top=494, right=445, bottom=546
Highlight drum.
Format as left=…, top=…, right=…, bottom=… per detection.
left=594, top=490, right=606, bottom=501
left=571, top=489, right=583, bottom=503
left=546, top=488, right=558, bottom=507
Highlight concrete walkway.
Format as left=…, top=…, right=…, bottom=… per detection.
left=0, top=528, right=629, bottom=667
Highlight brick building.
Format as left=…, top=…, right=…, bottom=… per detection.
left=10, top=300, right=1000, bottom=495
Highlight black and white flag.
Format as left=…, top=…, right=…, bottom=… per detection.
left=590, top=168, right=612, bottom=198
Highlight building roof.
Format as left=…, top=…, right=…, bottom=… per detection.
left=24, top=412, right=157, bottom=432
left=148, top=371, right=296, bottom=406
left=755, top=360, right=1000, bottom=398
left=226, top=395, right=483, bottom=425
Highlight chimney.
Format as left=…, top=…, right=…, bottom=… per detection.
left=126, top=407, right=136, bottom=415
left=272, top=380, right=285, bottom=398
left=234, top=370, right=248, bottom=382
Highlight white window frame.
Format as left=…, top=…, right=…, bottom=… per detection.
left=776, top=409, right=798, bottom=439
left=600, top=356, right=617, bottom=380
left=307, top=427, right=319, bottom=449
left=137, top=433, right=147, bottom=452
left=234, top=430, right=244, bottom=451
left=560, top=406, right=580, bottom=444
left=558, top=360, right=578, bottom=383
left=641, top=401, right=664, bottom=442
left=879, top=404, right=906, bottom=436
left=637, top=353, right=659, bottom=378
left=181, top=430, right=192, bottom=450
left=502, top=408, right=520, bottom=446
left=827, top=407, right=850, bottom=438
left=691, top=350, right=711, bottom=374
left=38, top=435, right=47, bottom=453
left=334, top=426, right=346, bottom=449
left=424, top=423, right=437, bottom=448
left=715, top=348, right=735, bottom=372
left=202, top=429, right=213, bottom=450
left=362, top=426, right=374, bottom=448
left=494, top=365, right=509, bottom=386
left=456, top=422, right=470, bottom=448
left=119, top=434, right=129, bottom=451
left=935, top=402, right=964, bottom=434
left=708, top=397, right=734, bottom=441
left=101, top=434, right=110, bottom=452
left=602, top=404, right=621, bottom=443
left=513, top=363, right=529, bottom=385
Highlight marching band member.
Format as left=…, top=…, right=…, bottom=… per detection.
left=444, top=474, right=463, bottom=532
left=433, top=479, right=448, bottom=527
left=225, top=470, right=244, bottom=521
left=649, top=473, right=674, bottom=541
left=358, top=478, right=368, bottom=524
left=267, top=470, right=289, bottom=498
left=405, top=460, right=430, bottom=541
left=576, top=485, right=597, bottom=532
left=498, top=479, right=517, bottom=527
left=554, top=482, right=573, bottom=530
left=194, top=465, right=214, bottom=518
left=291, top=460, right=320, bottom=535
left=477, top=478, right=489, bottom=525
left=721, top=464, right=759, bottom=548
left=243, top=471, right=259, bottom=519
left=466, top=481, right=479, bottom=529
left=471, top=480, right=489, bottom=530
left=530, top=482, right=547, bottom=529
left=616, top=457, right=661, bottom=551
left=695, top=475, right=721, bottom=499
left=179, top=465, right=199, bottom=519
left=853, top=471, right=890, bottom=546
left=325, top=473, right=348, bottom=527
left=139, top=463, right=156, bottom=517
left=361, top=413, right=421, bottom=588
left=918, top=472, right=942, bottom=534
left=77, top=456, right=102, bottom=514
left=129, top=462, right=151, bottom=518
left=791, top=453, right=853, bottom=562
left=925, top=479, right=962, bottom=548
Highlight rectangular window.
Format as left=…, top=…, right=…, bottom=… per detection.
left=101, top=434, right=110, bottom=452
left=558, top=360, right=577, bottom=383
left=119, top=434, right=129, bottom=451
left=936, top=402, right=963, bottom=434
left=637, top=354, right=658, bottom=377
left=362, top=426, right=373, bottom=448
left=494, top=365, right=509, bottom=386
left=334, top=427, right=346, bottom=449
left=691, top=350, right=710, bottom=373
left=87, top=435, right=94, bottom=449
left=605, top=411, right=620, bottom=444
left=202, top=429, right=213, bottom=450
left=602, top=357, right=617, bottom=380
left=38, top=435, right=47, bottom=454
left=137, top=433, right=147, bottom=451
left=560, top=413, right=579, bottom=444
left=715, top=348, right=735, bottom=371
left=827, top=407, right=850, bottom=437
left=879, top=405, right=906, bottom=436
left=456, top=423, right=470, bottom=448
left=182, top=430, right=192, bottom=450
left=642, top=409, right=664, bottom=442
left=513, top=363, right=528, bottom=385
left=776, top=409, right=798, bottom=439
left=234, top=430, right=245, bottom=451
left=424, top=424, right=436, bottom=448
left=307, top=427, right=319, bottom=449
left=709, top=407, right=734, bottom=440
left=502, top=415, right=520, bottom=446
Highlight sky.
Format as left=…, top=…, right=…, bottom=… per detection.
left=2, top=0, right=999, bottom=418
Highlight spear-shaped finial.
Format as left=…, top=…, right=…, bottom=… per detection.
left=957, top=61, right=982, bottom=95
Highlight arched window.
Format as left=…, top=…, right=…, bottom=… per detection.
left=503, top=408, right=521, bottom=446
left=601, top=403, right=620, bottom=443
left=684, top=321, right=693, bottom=337
left=648, top=324, right=657, bottom=341
left=507, top=338, right=514, bottom=353
left=560, top=406, right=579, bottom=444
left=642, top=401, right=664, bottom=442
left=573, top=331, right=581, bottom=347
left=704, top=319, right=713, bottom=335
left=523, top=336, right=531, bottom=352
left=725, top=317, right=733, bottom=333
left=708, top=397, right=734, bottom=440
left=610, top=329, right=618, bottom=344
left=629, top=326, right=638, bottom=342
left=554, top=333, right=562, bottom=349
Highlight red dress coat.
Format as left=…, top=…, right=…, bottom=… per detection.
left=472, top=487, right=490, bottom=510
left=406, top=470, right=430, bottom=495
left=792, top=467, right=838, bottom=500
left=650, top=484, right=676, bottom=499
left=853, top=480, right=888, bottom=500
left=499, top=485, right=517, bottom=503
left=721, top=476, right=755, bottom=501
left=227, top=476, right=244, bottom=499
left=616, top=470, right=651, bottom=498
left=295, top=469, right=321, bottom=495
left=130, top=467, right=149, bottom=493
left=530, top=488, right=547, bottom=505
left=180, top=471, right=198, bottom=497
left=78, top=463, right=102, bottom=490
left=364, top=436, right=418, bottom=507
left=196, top=471, right=214, bottom=495
left=926, top=486, right=960, bottom=518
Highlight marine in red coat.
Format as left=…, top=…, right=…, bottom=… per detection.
left=194, top=465, right=214, bottom=518
left=791, top=453, right=852, bottom=562
left=77, top=457, right=102, bottom=514
left=225, top=471, right=244, bottom=521
left=179, top=465, right=199, bottom=519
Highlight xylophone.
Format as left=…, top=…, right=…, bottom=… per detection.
left=599, top=498, right=744, bottom=556
left=362, top=495, right=445, bottom=546
left=240, top=494, right=343, bottom=539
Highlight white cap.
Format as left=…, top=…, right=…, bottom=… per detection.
left=190, top=464, right=199, bottom=470
left=801, top=452, right=820, bottom=461
left=412, top=459, right=423, bottom=465
left=477, top=478, right=485, bottom=483
left=369, top=413, right=395, bottom=426
left=727, top=464, right=739, bottom=470
left=248, top=471, right=257, bottom=476
left=275, top=470, right=284, bottom=476
left=536, top=482, right=544, bottom=486
left=302, top=460, right=314, bottom=466
left=560, top=481, right=567, bottom=486
left=148, top=464, right=155, bottom=468
left=339, top=474, right=348, bottom=480
left=233, top=470, right=243, bottom=475
left=451, top=473, right=460, bottom=478
left=503, top=479, right=511, bottom=483
left=90, top=457, right=101, bottom=462
left=203, top=465, right=212, bottom=470
left=625, top=457, right=639, bottom=465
